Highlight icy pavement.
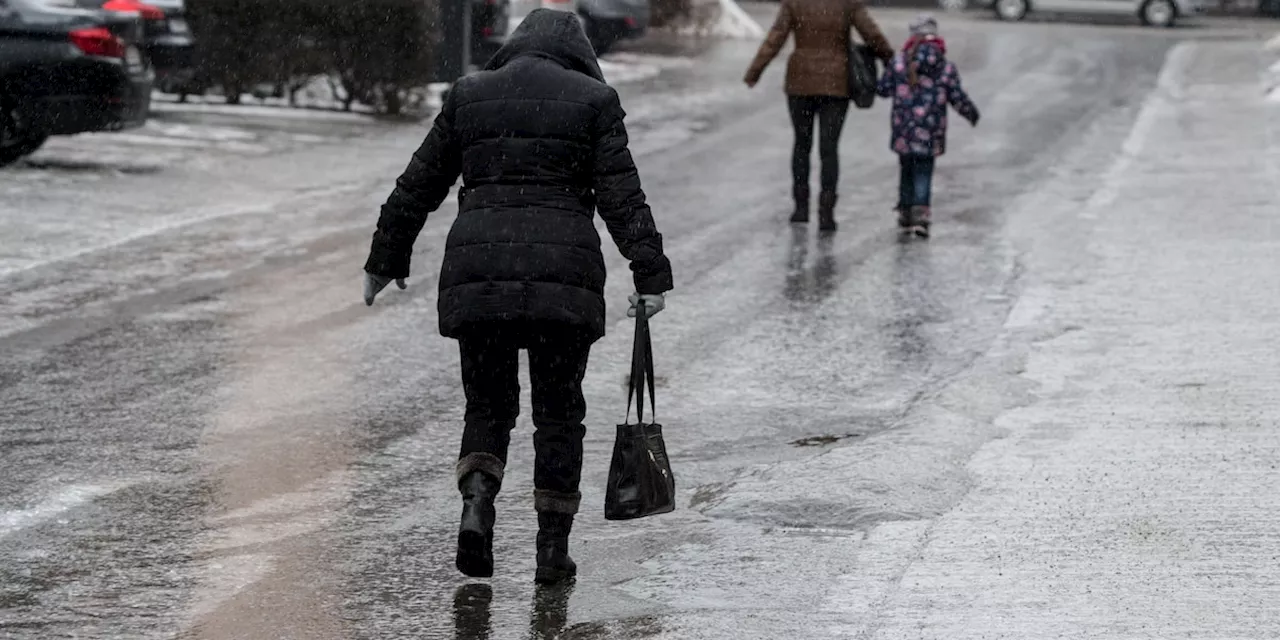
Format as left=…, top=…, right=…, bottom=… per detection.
left=828, top=39, right=1280, bottom=639
left=2, top=9, right=1278, bottom=639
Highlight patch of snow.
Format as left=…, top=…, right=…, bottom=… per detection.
left=599, top=53, right=693, bottom=85
left=1268, top=85, right=1280, bottom=104
left=1265, top=32, right=1280, bottom=52
left=95, top=132, right=271, bottom=155
left=142, top=121, right=259, bottom=143
left=0, top=481, right=135, bottom=539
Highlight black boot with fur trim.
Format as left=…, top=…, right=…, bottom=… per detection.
left=533, top=489, right=580, bottom=584
left=534, top=512, right=577, bottom=584
left=455, top=453, right=505, bottom=578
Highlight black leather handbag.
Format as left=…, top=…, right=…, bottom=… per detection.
left=603, top=309, right=676, bottom=521
left=845, top=1, right=879, bottom=109
left=847, top=41, right=879, bottom=109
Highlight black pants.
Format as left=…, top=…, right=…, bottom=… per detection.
left=458, top=329, right=592, bottom=513
left=787, top=95, right=850, bottom=194
left=897, top=154, right=936, bottom=208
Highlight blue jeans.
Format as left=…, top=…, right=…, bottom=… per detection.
left=897, top=154, right=936, bottom=208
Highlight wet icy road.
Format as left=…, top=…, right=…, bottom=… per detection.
left=3, top=7, right=1278, bottom=639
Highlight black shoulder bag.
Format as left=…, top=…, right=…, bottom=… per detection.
left=603, top=309, right=676, bottom=521
left=846, top=1, right=879, bottom=110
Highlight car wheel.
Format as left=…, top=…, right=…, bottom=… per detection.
left=939, top=0, right=969, bottom=11
left=1140, top=0, right=1177, bottom=26
left=15, top=134, right=48, bottom=157
left=1, top=101, right=32, bottom=168
left=994, top=0, right=1030, bottom=20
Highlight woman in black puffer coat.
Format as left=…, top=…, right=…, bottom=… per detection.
left=362, top=9, right=674, bottom=584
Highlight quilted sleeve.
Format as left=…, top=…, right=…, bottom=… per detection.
left=941, top=62, right=980, bottom=124
left=591, top=89, right=674, bottom=296
left=364, top=89, right=463, bottom=279
left=744, top=0, right=794, bottom=86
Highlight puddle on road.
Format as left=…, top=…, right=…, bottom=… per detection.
left=789, top=433, right=863, bottom=447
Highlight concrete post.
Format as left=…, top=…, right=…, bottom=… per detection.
left=434, top=0, right=473, bottom=83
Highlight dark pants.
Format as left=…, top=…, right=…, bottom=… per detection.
left=898, top=154, right=936, bottom=208
left=457, top=329, right=592, bottom=514
left=788, top=95, right=850, bottom=194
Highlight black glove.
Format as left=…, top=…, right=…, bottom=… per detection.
left=364, top=272, right=406, bottom=306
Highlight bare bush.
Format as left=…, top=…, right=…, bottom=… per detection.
left=186, top=0, right=437, bottom=115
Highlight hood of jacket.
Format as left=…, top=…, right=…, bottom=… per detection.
left=483, top=9, right=604, bottom=82
left=910, top=39, right=947, bottom=78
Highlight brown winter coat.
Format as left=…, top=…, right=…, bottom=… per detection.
left=744, top=0, right=894, bottom=98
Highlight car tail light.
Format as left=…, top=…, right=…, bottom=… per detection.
left=624, top=16, right=637, bottom=27
left=70, top=27, right=126, bottom=58
left=102, top=0, right=166, bottom=21
left=481, top=26, right=494, bottom=37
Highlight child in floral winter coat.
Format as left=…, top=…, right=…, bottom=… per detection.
left=876, top=15, right=979, bottom=238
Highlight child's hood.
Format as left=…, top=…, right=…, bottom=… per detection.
left=910, top=40, right=947, bottom=77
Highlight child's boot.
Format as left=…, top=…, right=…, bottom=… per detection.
left=909, top=206, right=931, bottom=238
left=896, top=204, right=911, bottom=229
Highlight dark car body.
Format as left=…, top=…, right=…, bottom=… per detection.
left=0, top=0, right=151, bottom=165
left=578, top=0, right=649, bottom=54
left=76, top=0, right=193, bottom=93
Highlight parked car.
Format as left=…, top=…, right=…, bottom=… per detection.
left=86, top=0, right=195, bottom=94
left=950, top=0, right=1207, bottom=27
left=538, top=0, right=649, bottom=55
left=579, top=0, right=649, bottom=54
left=472, top=0, right=510, bottom=65
left=0, top=0, right=152, bottom=167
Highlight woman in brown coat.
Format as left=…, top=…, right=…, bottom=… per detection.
left=745, top=0, right=894, bottom=231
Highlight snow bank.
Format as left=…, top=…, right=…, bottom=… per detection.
left=711, top=0, right=765, bottom=38
left=1268, top=85, right=1280, bottom=104
left=152, top=76, right=447, bottom=120
left=152, top=99, right=377, bottom=123
left=668, top=0, right=764, bottom=38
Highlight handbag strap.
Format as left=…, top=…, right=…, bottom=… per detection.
left=625, top=309, right=658, bottom=424
left=844, top=0, right=862, bottom=45
left=844, top=0, right=852, bottom=41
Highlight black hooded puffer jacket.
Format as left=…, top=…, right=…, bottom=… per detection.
left=364, top=9, right=674, bottom=341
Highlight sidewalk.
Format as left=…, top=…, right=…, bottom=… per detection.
left=855, top=39, right=1280, bottom=638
